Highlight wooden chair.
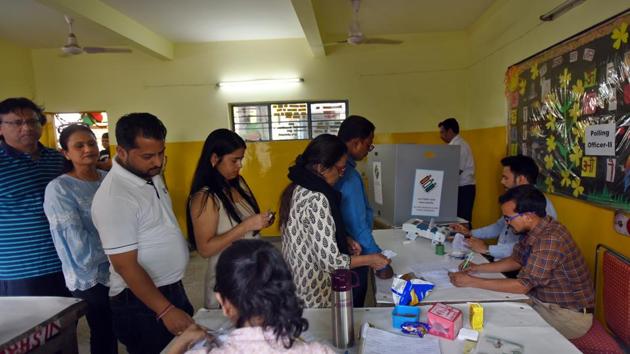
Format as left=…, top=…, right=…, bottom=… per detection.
left=570, top=245, right=629, bottom=353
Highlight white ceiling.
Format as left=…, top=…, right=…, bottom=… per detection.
left=0, top=0, right=495, bottom=49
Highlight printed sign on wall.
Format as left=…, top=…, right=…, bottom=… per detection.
left=411, top=169, right=444, bottom=217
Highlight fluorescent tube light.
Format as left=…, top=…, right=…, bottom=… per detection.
left=217, top=78, right=303, bottom=88
left=540, top=0, right=586, bottom=21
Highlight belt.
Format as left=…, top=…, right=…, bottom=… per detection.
left=111, top=280, right=183, bottom=302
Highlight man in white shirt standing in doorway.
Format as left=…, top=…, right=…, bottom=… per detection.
left=92, top=113, right=193, bottom=354
left=439, top=117, right=476, bottom=227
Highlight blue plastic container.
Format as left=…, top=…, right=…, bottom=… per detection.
left=392, top=305, right=421, bottom=329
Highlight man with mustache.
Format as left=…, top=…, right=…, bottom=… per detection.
left=91, top=113, right=193, bottom=354
left=449, top=185, right=594, bottom=339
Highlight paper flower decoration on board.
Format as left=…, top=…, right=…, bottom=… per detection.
left=561, top=170, right=572, bottom=187
left=545, top=114, right=556, bottom=130
left=546, top=135, right=557, bottom=152
left=545, top=176, right=555, bottom=193
left=559, top=68, right=571, bottom=89
left=571, top=177, right=584, bottom=197
left=519, top=79, right=527, bottom=96
left=571, top=125, right=585, bottom=142
left=569, top=102, right=582, bottom=121
left=544, top=154, right=554, bottom=170
left=611, top=22, right=628, bottom=50
left=530, top=63, right=539, bottom=80
left=569, top=145, right=583, bottom=167
left=571, top=79, right=585, bottom=98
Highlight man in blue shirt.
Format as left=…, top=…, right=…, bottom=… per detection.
left=452, top=155, right=557, bottom=272
left=336, top=115, right=391, bottom=307
left=0, top=97, right=68, bottom=296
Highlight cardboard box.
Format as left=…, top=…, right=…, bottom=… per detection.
left=427, top=303, right=463, bottom=340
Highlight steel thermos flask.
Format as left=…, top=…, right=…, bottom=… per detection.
left=331, top=269, right=358, bottom=349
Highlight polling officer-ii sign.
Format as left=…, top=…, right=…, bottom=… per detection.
left=585, top=123, right=615, bottom=156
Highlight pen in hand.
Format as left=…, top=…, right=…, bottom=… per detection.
left=461, top=252, right=474, bottom=270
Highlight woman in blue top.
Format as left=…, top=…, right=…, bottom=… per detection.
left=44, top=124, right=117, bottom=354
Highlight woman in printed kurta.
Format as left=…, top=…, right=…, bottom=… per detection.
left=278, top=134, right=390, bottom=308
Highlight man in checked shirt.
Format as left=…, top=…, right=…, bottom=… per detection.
left=449, top=185, right=594, bottom=339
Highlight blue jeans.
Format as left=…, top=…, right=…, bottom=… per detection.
left=72, top=283, right=118, bottom=354
left=109, top=281, right=193, bottom=354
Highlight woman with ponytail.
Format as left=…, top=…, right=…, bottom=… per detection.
left=43, top=124, right=117, bottom=354
left=278, top=134, right=390, bottom=308
left=187, top=129, right=274, bottom=309
left=167, top=239, right=334, bottom=354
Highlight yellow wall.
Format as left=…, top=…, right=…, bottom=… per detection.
left=0, top=38, right=35, bottom=99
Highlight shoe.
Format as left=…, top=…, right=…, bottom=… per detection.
left=375, top=264, right=394, bottom=279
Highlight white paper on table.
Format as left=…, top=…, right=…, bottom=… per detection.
left=410, top=263, right=458, bottom=289
left=372, top=162, right=383, bottom=205
left=382, top=249, right=397, bottom=259
left=452, top=233, right=470, bottom=252
left=359, top=325, right=441, bottom=354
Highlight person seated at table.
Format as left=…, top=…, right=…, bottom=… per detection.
left=448, top=185, right=594, bottom=339
left=452, top=155, right=557, bottom=264
left=166, top=239, right=335, bottom=354
left=279, top=134, right=390, bottom=308
left=187, top=129, right=274, bottom=309
left=43, top=124, right=117, bottom=354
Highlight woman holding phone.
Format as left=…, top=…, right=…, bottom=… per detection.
left=187, top=129, right=273, bottom=309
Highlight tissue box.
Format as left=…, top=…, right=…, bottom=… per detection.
left=427, top=303, right=463, bottom=340
left=392, top=305, right=420, bottom=329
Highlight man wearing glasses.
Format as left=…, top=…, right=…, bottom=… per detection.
left=0, top=97, right=68, bottom=296
left=451, top=155, right=557, bottom=275
left=449, top=185, right=594, bottom=339
left=336, top=115, right=393, bottom=308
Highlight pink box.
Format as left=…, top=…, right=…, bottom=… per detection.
left=427, top=303, right=463, bottom=340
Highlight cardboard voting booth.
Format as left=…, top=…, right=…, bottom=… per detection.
left=367, top=144, right=460, bottom=226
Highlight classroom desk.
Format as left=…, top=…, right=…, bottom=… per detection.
left=0, top=297, right=86, bottom=354
left=173, top=302, right=579, bottom=354
left=373, top=229, right=530, bottom=304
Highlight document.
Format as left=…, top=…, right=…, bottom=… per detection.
left=359, top=325, right=441, bottom=354
left=409, top=263, right=458, bottom=289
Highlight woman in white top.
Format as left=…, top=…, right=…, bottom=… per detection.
left=187, top=129, right=273, bottom=308
left=278, top=134, right=390, bottom=308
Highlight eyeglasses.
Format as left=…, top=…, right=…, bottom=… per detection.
left=1, top=118, right=42, bottom=128
left=368, top=144, right=375, bottom=152
left=503, top=212, right=526, bottom=223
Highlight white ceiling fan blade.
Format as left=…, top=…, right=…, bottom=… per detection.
left=362, top=37, right=403, bottom=45
left=83, top=47, right=132, bottom=54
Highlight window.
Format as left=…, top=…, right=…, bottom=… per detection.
left=231, top=100, right=348, bottom=141
left=51, top=112, right=109, bottom=150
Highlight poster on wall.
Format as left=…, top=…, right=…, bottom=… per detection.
left=411, top=169, right=444, bottom=216
left=505, top=10, right=630, bottom=210
left=372, top=161, right=383, bottom=205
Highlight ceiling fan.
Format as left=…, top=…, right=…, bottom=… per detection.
left=61, top=15, right=132, bottom=56
left=326, top=0, right=403, bottom=46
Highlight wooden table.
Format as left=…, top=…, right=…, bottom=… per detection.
left=0, top=297, right=86, bottom=354
left=373, top=229, right=530, bottom=304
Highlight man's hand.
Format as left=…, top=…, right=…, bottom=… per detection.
left=458, top=261, right=479, bottom=272
left=347, top=237, right=362, bottom=256
left=162, top=307, right=195, bottom=335
left=448, top=271, right=478, bottom=287
left=465, top=237, right=489, bottom=254
left=166, top=324, right=209, bottom=354
left=450, top=223, right=471, bottom=237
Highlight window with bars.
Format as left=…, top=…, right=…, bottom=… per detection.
left=231, top=100, right=348, bottom=141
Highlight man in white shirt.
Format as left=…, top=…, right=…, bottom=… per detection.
left=91, top=113, right=193, bottom=354
left=439, top=117, right=476, bottom=227
left=452, top=155, right=557, bottom=275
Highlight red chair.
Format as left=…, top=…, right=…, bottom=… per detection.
left=570, top=246, right=629, bottom=354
